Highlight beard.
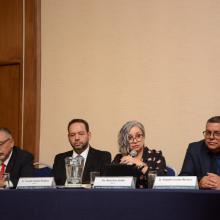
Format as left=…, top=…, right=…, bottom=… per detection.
left=71, top=141, right=89, bottom=153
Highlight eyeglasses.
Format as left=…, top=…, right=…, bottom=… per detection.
left=0, top=138, right=11, bottom=146
left=128, top=133, right=144, bottom=143
left=203, top=131, right=220, bottom=139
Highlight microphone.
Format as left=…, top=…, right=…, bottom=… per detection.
left=126, top=150, right=137, bottom=165
left=129, top=150, right=137, bottom=158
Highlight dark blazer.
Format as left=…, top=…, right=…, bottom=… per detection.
left=53, top=147, right=111, bottom=185
left=179, top=140, right=217, bottom=181
left=6, top=146, right=34, bottom=187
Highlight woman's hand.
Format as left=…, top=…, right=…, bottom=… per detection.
left=120, top=155, right=148, bottom=174
left=120, top=155, right=132, bottom=164
left=120, top=155, right=142, bottom=166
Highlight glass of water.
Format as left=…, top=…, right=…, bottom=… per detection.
left=3, top=173, right=10, bottom=188
left=90, top=171, right=100, bottom=187
left=148, top=171, right=157, bottom=189
left=65, top=157, right=73, bottom=184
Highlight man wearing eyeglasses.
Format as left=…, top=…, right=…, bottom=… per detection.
left=0, top=128, right=34, bottom=188
left=179, top=116, right=220, bottom=189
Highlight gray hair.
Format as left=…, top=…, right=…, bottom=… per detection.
left=0, top=128, right=12, bottom=139
left=118, top=121, right=145, bottom=155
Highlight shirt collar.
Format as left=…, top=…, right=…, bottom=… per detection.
left=72, top=144, right=90, bottom=160
left=2, top=150, right=13, bottom=166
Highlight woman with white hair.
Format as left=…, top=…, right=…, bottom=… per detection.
left=112, top=120, right=167, bottom=188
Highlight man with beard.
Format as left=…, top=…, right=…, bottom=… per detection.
left=0, top=128, right=34, bottom=188
left=53, top=119, right=111, bottom=185
left=179, top=116, right=220, bottom=189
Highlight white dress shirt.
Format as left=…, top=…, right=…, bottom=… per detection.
left=72, top=145, right=90, bottom=175
left=72, top=145, right=90, bottom=163
left=0, top=150, right=12, bottom=172
left=0, top=151, right=13, bottom=188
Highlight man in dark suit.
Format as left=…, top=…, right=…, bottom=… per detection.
left=179, top=116, right=220, bottom=189
left=0, top=128, right=34, bottom=188
left=53, top=119, right=111, bottom=185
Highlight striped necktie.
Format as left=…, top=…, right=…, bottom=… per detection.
left=75, top=155, right=84, bottom=166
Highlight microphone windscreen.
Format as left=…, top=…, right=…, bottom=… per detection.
left=129, top=150, right=137, bottom=157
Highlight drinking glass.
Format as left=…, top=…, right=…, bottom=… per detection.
left=3, top=173, right=10, bottom=188
left=148, top=171, right=157, bottom=189
left=65, top=157, right=74, bottom=184
left=90, top=171, right=100, bottom=187
left=72, top=156, right=84, bottom=184
left=65, top=156, right=84, bottom=184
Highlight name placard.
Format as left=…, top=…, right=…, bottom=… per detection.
left=64, top=183, right=91, bottom=189
left=16, top=177, right=56, bottom=189
left=93, top=176, right=135, bottom=189
left=153, top=176, right=198, bottom=189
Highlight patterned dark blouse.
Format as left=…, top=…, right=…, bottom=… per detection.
left=112, top=147, right=167, bottom=188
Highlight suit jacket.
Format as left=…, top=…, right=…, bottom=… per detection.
left=53, top=147, right=111, bottom=185
left=6, top=146, right=34, bottom=187
left=179, top=140, right=218, bottom=181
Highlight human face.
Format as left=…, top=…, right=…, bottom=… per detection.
left=0, top=131, right=14, bottom=162
left=204, top=123, right=220, bottom=153
left=68, top=122, right=91, bottom=154
left=128, top=126, right=145, bottom=153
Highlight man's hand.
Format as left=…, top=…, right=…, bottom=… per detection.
left=0, top=177, right=5, bottom=188
left=199, top=173, right=220, bottom=189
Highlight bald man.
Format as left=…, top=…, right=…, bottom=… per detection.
left=0, top=128, right=34, bottom=188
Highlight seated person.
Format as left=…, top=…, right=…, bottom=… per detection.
left=0, top=128, right=34, bottom=188
left=112, top=120, right=167, bottom=188
left=179, top=116, right=220, bottom=189
left=53, top=119, right=112, bottom=185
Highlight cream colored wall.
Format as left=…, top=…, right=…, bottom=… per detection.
left=40, top=0, right=220, bottom=172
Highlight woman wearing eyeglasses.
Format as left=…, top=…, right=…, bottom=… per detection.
left=112, top=120, right=167, bottom=188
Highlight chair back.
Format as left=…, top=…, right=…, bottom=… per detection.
left=166, top=165, right=176, bottom=176
left=33, top=162, right=53, bottom=177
